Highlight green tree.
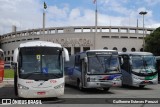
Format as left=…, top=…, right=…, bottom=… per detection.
left=145, top=27, right=160, bottom=55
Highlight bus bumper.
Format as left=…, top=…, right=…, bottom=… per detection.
left=132, top=78, right=158, bottom=87
left=112, top=80, right=122, bottom=87
left=18, top=88, right=64, bottom=98
left=84, top=79, right=122, bottom=88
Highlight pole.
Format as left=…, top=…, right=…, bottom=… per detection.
left=142, top=15, right=144, bottom=52
left=94, top=0, right=97, bottom=49
left=43, top=11, right=45, bottom=40
left=139, top=11, right=147, bottom=52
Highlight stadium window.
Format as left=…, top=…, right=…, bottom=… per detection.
left=122, top=47, right=127, bottom=52
left=83, top=47, right=90, bottom=51
left=103, top=47, right=108, bottom=50
left=7, top=57, right=10, bottom=61
left=12, top=50, right=14, bottom=54
left=113, top=47, right=118, bottom=51
left=140, top=48, right=143, bottom=52
left=65, top=47, right=71, bottom=55
left=8, top=51, right=10, bottom=55
left=131, top=48, right=136, bottom=52
left=74, top=47, right=80, bottom=54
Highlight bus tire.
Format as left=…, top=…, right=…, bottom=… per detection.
left=14, top=72, right=18, bottom=96
left=103, top=87, right=110, bottom=91
left=77, top=79, right=83, bottom=91
left=139, top=85, right=145, bottom=88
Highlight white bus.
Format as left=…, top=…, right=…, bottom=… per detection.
left=13, top=41, right=69, bottom=98
left=65, top=50, right=122, bottom=91
left=119, top=52, right=158, bottom=88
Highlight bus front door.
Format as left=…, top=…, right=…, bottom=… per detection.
left=81, top=60, right=87, bottom=88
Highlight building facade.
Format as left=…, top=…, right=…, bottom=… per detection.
left=0, top=26, right=155, bottom=62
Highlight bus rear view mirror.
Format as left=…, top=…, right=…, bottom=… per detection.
left=84, top=57, right=88, bottom=63
left=119, top=56, right=123, bottom=65
left=63, top=48, right=69, bottom=62
left=13, top=48, right=19, bottom=63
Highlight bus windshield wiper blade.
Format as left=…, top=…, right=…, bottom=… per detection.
left=23, top=72, right=42, bottom=79
left=49, top=73, right=62, bottom=78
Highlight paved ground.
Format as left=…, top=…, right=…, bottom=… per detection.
left=0, top=79, right=160, bottom=107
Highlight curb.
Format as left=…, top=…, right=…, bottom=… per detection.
left=1, top=78, right=14, bottom=85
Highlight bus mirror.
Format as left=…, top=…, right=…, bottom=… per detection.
left=84, top=57, right=88, bottom=63
left=63, top=48, right=69, bottom=61
left=130, top=60, right=132, bottom=66
left=119, top=56, right=123, bottom=65
left=13, top=48, right=19, bottom=63
left=121, top=58, right=124, bottom=65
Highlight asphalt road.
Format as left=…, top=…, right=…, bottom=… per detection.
left=0, top=83, right=160, bottom=107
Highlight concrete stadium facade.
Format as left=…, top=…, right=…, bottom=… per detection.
left=0, top=26, right=155, bottom=62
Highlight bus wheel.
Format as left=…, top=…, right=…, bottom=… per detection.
left=139, top=85, right=145, bottom=88
left=103, top=87, right=110, bottom=91
left=77, top=80, right=83, bottom=91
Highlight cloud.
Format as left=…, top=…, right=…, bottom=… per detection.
left=69, top=8, right=81, bottom=20
left=144, top=0, right=160, bottom=6
left=0, top=0, right=42, bottom=34
left=147, top=23, right=160, bottom=28
left=0, top=0, right=159, bottom=35
left=99, top=0, right=130, bottom=16
left=47, top=5, right=69, bottom=20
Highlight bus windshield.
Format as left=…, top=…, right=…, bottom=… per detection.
left=88, top=55, right=120, bottom=74
left=132, top=55, right=156, bottom=73
left=19, top=47, right=63, bottom=79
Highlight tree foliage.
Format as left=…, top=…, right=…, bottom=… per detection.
left=145, top=27, right=160, bottom=55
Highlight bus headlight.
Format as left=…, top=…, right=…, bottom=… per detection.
left=54, top=83, right=64, bottom=89
left=18, top=84, right=29, bottom=90
left=132, top=75, right=140, bottom=80
left=113, top=76, right=121, bottom=81
left=88, top=77, right=98, bottom=82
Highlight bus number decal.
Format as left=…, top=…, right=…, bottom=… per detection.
left=36, top=55, right=41, bottom=60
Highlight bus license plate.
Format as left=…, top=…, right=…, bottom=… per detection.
left=144, top=80, right=149, bottom=83
left=37, top=92, right=46, bottom=95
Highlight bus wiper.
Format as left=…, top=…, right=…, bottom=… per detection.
left=50, top=73, right=62, bottom=78
left=23, top=72, right=42, bottom=79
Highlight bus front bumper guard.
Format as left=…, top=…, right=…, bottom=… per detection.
left=85, top=81, right=113, bottom=88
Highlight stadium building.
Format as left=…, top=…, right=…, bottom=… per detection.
left=0, top=26, right=155, bottom=62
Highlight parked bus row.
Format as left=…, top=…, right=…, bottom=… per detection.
left=65, top=50, right=158, bottom=90
left=1, top=41, right=159, bottom=98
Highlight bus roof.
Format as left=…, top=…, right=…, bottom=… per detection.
left=19, top=41, right=62, bottom=48
left=118, top=52, right=153, bottom=56
left=0, top=49, right=4, bottom=52
left=74, top=49, right=118, bottom=57
left=86, top=49, right=117, bottom=52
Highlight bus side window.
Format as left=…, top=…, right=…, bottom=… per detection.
left=121, top=55, right=130, bottom=72
left=75, top=55, right=80, bottom=71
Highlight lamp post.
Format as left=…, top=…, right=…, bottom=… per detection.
left=139, top=11, right=147, bottom=52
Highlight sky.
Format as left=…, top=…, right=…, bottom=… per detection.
left=0, top=0, right=160, bottom=35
